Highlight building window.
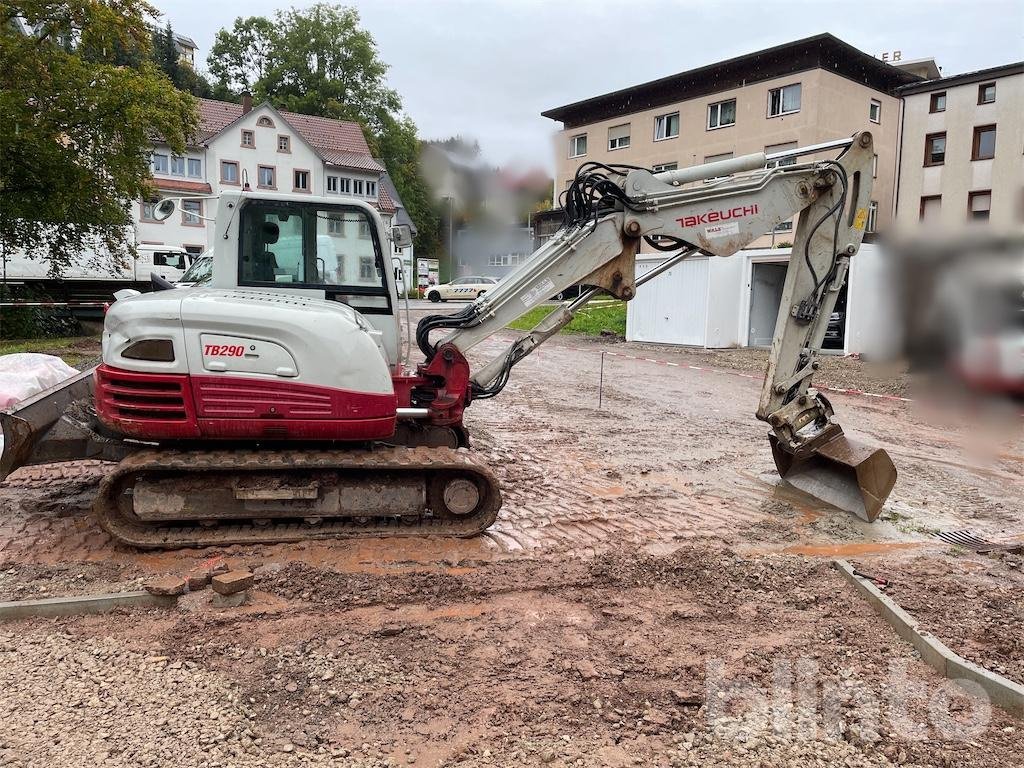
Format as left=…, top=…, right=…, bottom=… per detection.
left=367, top=181, right=377, bottom=197
left=866, top=201, right=878, bottom=232
left=326, top=175, right=338, bottom=193
left=703, top=152, right=734, bottom=183
left=220, top=160, right=239, bottom=184
left=488, top=254, right=526, bottom=267
left=978, top=82, right=996, bottom=104
left=140, top=200, right=158, bottom=221
left=768, top=84, right=801, bottom=117
left=257, top=116, right=275, bottom=128
left=919, top=195, right=941, bottom=222
left=654, top=112, right=680, bottom=141
left=872, top=154, right=878, bottom=178
left=359, top=255, right=374, bottom=278
left=187, top=158, right=202, bottom=178
left=707, top=99, right=736, bottom=129
left=182, top=200, right=202, bottom=226
left=569, top=134, right=587, bottom=158
left=607, top=124, right=630, bottom=151
left=869, top=99, right=881, bottom=124
left=241, top=129, right=255, bottom=147
left=652, top=162, right=678, bottom=173
left=924, top=133, right=946, bottom=166
left=293, top=169, right=310, bottom=192
left=968, top=190, right=991, bottom=221
left=340, top=177, right=351, bottom=194
left=929, top=92, right=946, bottom=113
left=278, top=135, right=290, bottom=153
left=170, top=155, right=186, bottom=176
left=327, top=214, right=344, bottom=234
left=358, top=220, right=371, bottom=240
left=257, top=165, right=275, bottom=189
left=765, top=141, right=797, bottom=168
left=151, top=153, right=168, bottom=173
left=354, top=179, right=365, bottom=195
left=972, top=125, right=996, bottom=160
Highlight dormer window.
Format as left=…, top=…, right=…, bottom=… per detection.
left=257, top=116, right=275, bottom=128
left=241, top=129, right=254, bottom=147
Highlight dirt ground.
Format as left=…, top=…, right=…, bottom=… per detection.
left=0, top=312, right=1022, bottom=766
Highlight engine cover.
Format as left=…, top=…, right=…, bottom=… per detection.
left=96, top=288, right=397, bottom=441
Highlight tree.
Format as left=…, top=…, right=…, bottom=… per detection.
left=1, top=1, right=198, bottom=274
left=151, top=21, right=213, bottom=98
left=208, top=4, right=439, bottom=255
left=372, top=116, right=442, bottom=259
left=207, top=16, right=278, bottom=95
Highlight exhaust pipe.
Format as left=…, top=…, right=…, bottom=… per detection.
left=769, top=427, right=896, bottom=522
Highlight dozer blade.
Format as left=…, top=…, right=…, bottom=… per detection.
left=0, top=367, right=98, bottom=482
left=769, top=430, right=896, bottom=522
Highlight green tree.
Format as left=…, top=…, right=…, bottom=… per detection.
left=150, top=21, right=213, bottom=98
left=1, top=1, right=198, bottom=275
left=208, top=4, right=440, bottom=256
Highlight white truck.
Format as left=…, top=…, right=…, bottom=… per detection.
left=2, top=244, right=194, bottom=318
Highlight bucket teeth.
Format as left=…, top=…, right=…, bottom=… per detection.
left=769, top=431, right=897, bottom=522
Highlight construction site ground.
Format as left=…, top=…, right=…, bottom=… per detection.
left=1, top=304, right=1022, bottom=767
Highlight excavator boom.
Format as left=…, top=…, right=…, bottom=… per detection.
left=420, top=130, right=895, bottom=520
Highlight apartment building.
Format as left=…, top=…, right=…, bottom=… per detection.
left=894, top=61, right=1024, bottom=232
left=543, top=34, right=918, bottom=244
left=138, top=96, right=392, bottom=259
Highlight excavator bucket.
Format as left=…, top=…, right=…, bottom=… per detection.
left=0, top=368, right=98, bottom=482
left=769, top=430, right=896, bottom=522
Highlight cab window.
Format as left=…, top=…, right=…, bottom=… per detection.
left=153, top=251, right=185, bottom=269
left=238, top=200, right=388, bottom=296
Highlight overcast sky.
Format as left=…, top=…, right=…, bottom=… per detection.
left=163, top=0, right=1023, bottom=170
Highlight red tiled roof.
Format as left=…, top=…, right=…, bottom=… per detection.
left=376, top=183, right=397, bottom=214
left=154, top=178, right=212, bottom=194
left=195, top=99, right=380, bottom=172
left=320, top=149, right=384, bottom=173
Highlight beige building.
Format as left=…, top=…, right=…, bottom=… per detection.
left=894, top=61, right=1024, bottom=233
left=542, top=34, right=918, bottom=245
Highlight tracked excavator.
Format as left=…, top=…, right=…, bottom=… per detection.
left=0, top=132, right=896, bottom=548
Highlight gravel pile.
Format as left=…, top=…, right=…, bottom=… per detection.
left=0, top=630, right=389, bottom=767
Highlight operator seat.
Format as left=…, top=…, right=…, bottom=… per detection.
left=249, top=221, right=279, bottom=282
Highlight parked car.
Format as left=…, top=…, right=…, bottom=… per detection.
left=823, top=310, right=846, bottom=350
left=426, top=276, right=497, bottom=302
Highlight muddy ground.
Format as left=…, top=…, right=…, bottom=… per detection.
left=0, top=309, right=1022, bottom=766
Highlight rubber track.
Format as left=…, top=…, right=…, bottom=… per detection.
left=93, top=446, right=502, bottom=549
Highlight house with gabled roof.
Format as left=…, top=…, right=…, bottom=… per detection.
left=137, top=95, right=393, bottom=259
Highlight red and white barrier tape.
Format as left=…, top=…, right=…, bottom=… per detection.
left=0, top=301, right=109, bottom=308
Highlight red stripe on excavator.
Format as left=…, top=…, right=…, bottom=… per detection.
left=94, top=365, right=398, bottom=441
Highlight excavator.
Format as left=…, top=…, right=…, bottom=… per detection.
left=0, top=132, right=896, bottom=548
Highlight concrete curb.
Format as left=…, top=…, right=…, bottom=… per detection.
left=834, top=559, right=1024, bottom=717
left=0, top=590, right=177, bottom=621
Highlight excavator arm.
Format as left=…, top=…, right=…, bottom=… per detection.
left=418, top=131, right=896, bottom=520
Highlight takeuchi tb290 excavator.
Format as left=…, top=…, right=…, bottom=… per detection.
left=0, top=132, right=896, bottom=548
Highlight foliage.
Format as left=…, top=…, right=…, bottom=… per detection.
left=207, top=3, right=441, bottom=256
left=371, top=116, right=443, bottom=259
left=0, top=1, right=198, bottom=275
left=150, top=22, right=212, bottom=97
left=0, top=285, right=81, bottom=339
left=507, top=301, right=627, bottom=337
